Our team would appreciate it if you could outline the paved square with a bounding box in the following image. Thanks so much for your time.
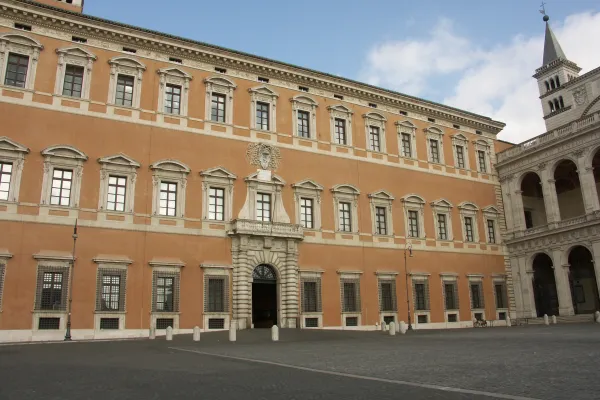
[1,324,599,400]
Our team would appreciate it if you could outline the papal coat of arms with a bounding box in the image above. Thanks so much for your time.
[573,86,587,106]
[246,142,281,171]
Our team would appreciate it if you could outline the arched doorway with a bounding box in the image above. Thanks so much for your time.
[252,264,278,328]
[520,172,547,228]
[532,253,559,317]
[554,159,585,220]
[568,246,600,314]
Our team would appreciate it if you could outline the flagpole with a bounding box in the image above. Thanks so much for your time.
[64,219,78,341]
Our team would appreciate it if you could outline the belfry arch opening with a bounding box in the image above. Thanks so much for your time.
[532,253,559,317]
[568,246,600,314]
[251,264,278,328]
[520,172,546,229]
[554,160,585,220]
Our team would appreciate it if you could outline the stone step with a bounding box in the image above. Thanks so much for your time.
[515,314,596,325]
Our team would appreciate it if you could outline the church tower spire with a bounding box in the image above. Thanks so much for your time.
[542,14,567,65]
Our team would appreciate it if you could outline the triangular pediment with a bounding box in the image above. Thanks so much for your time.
[431,198,453,209]
[248,86,279,97]
[109,56,146,70]
[369,190,394,201]
[0,137,29,153]
[56,46,97,60]
[42,145,87,161]
[204,76,237,88]
[395,120,415,129]
[451,133,468,142]
[245,171,285,185]
[482,205,499,215]
[0,33,43,49]
[200,166,237,179]
[327,104,353,114]
[159,67,192,79]
[291,95,318,106]
[292,179,323,191]
[98,154,140,168]
[363,112,386,121]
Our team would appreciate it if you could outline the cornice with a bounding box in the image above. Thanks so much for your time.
[539,66,600,100]
[533,58,582,79]
[3,0,505,134]
[543,105,571,120]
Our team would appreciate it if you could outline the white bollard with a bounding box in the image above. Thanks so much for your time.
[229,321,237,342]
[396,321,400,333]
[193,326,201,342]
[149,326,156,340]
[271,325,279,342]
[399,321,407,334]
[381,322,386,332]
[166,326,173,341]
[543,314,549,325]
[506,316,512,327]
[551,315,557,325]
[389,322,396,336]
[595,311,600,323]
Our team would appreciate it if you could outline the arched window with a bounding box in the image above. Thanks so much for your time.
[559,96,564,109]
[548,101,555,112]
[555,75,560,87]
[550,78,556,89]
[554,99,560,110]
[544,81,550,91]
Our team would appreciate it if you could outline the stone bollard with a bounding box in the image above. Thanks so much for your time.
[396,321,400,333]
[399,321,407,335]
[229,321,237,342]
[551,315,557,325]
[389,322,396,336]
[166,326,173,341]
[271,325,279,342]
[381,322,386,332]
[595,311,600,323]
[543,314,549,325]
[193,326,201,342]
[149,325,156,340]
[506,316,512,327]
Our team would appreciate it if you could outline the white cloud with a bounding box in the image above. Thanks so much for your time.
[361,12,600,143]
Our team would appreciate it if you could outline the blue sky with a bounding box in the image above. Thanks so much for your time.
[85,0,600,142]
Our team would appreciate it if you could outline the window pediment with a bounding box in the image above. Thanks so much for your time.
[292,179,324,191]
[41,145,87,161]
[291,95,318,107]
[473,139,490,149]
[368,190,394,201]
[431,198,453,210]
[200,166,237,180]
[245,171,285,185]
[331,184,360,196]
[204,76,237,89]
[395,120,416,130]
[401,194,425,205]
[363,112,386,122]
[248,85,279,98]
[98,154,140,168]
[0,33,43,49]
[150,159,190,174]
[482,205,499,216]
[0,137,29,154]
[458,202,479,211]
[108,56,146,71]
[158,67,192,80]
[451,133,468,143]
[56,46,97,61]
[328,104,353,116]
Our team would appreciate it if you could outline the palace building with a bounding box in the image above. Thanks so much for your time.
[0,0,513,342]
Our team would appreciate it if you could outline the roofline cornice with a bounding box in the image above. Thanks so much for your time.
[5,0,505,134]
[533,58,582,79]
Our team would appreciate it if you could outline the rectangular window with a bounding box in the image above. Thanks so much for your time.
[0,162,12,201]
[334,118,347,145]
[478,150,487,172]
[464,216,474,242]
[207,278,225,312]
[156,276,174,312]
[437,214,448,240]
[342,281,358,312]
[470,282,484,309]
[101,275,121,311]
[164,84,181,115]
[62,65,84,98]
[338,201,352,232]
[256,101,270,130]
[408,210,419,238]
[297,110,310,138]
[494,283,507,309]
[375,206,387,235]
[115,74,134,107]
[487,219,496,243]
[401,133,412,157]
[430,139,440,163]
[524,210,533,229]
[379,281,395,312]
[208,187,225,221]
[4,53,29,88]
[414,282,429,311]
[50,168,73,206]
[300,197,314,229]
[302,280,318,313]
[456,145,465,168]
[107,175,127,212]
[369,126,381,152]
[159,181,177,217]
[444,282,458,310]
[41,272,63,310]
[256,192,271,222]
[211,93,226,122]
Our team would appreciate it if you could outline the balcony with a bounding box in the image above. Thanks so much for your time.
[229,219,304,240]
[505,212,600,242]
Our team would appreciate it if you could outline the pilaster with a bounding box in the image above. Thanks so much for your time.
[551,247,574,316]
[512,187,526,231]
[516,256,536,318]
[590,241,600,301]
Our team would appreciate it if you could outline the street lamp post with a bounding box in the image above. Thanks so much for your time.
[64,219,78,341]
[404,242,413,330]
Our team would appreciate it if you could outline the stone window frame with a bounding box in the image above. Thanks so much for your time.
[204,76,237,125]
[157,67,192,117]
[482,205,500,244]
[376,271,398,317]
[458,202,480,243]
[292,179,324,230]
[32,253,73,331]
[238,171,289,223]
[200,166,237,222]
[430,198,454,241]
[440,273,460,323]
[401,194,426,239]
[331,184,360,233]
[0,33,43,91]
[40,145,88,209]
[201,264,232,330]
[451,133,470,170]
[150,159,190,220]
[54,46,97,100]
[368,190,394,236]
[327,104,354,146]
[411,272,431,325]
[467,274,485,321]
[0,251,11,312]
[300,269,324,328]
[149,259,184,330]
[395,120,417,159]
[291,95,318,139]
[473,139,492,174]
[338,270,362,327]
[425,126,445,164]
[492,274,509,319]
[97,154,140,214]
[107,56,146,108]
[0,137,29,204]
[93,257,132,331]
[363,112,387,153]
[249,85,279,132]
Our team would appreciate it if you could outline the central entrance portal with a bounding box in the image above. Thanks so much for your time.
[252,264,277,328]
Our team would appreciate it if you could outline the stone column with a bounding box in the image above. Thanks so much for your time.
[590,241,600,301]
[511,187,526,232]
[578,167,600,214]
[516,256,536,318]
[539,166,561,224]
[551,247,574,316]
[282,240,299,328]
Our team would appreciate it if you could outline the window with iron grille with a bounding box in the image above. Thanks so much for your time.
[164,84,181,115]
[0,162,12,201]
[156,318,174,329]
[100,318,120,330]
[383,315,395,325]
[256,102,270,130]
[470,282,484,309]
[447,313,458,322]
[159,181,177,216]
[408,210,419,237]
[208,318,225,329]
[152,272,180,313]
[375,206,387,235]
[413,280,429,311]
[345,316,358,326]
[494,283,507,309]
[256,192,271,222]
[115,74,134,106]
[455,145,465,168]
[206,277,228,313]
[297,110,310,138]
[62,65,84,98]
[437,214,448,240]
[379,280,397,312]
[429,139,440,163]
[211,93,226,122]
[498,312,507,321]
[305,317,319,327]
[401,133,412,157]
[334,118,347,145]
[38,317,60,330]
[464,217,474,242]
[487,220,496,243]
[4,53,29,88]
[443,282,459,310]
[0,263,5,310]
[35,269,69,311]
[478,150,487,172]
[107,175,127,212]
[338,201,352,232]
[96,268,126,312]
[208,187,225,221]
[341,280,360,312]
[50,169,73,206]
[417,314,428,324]
[302,279,322,313]
[300,197,313,229]
[369,126,381,152]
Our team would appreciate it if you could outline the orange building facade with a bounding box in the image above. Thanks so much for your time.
[0,0,514,341]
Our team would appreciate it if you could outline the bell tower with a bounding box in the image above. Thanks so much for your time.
[34,0,84,13]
